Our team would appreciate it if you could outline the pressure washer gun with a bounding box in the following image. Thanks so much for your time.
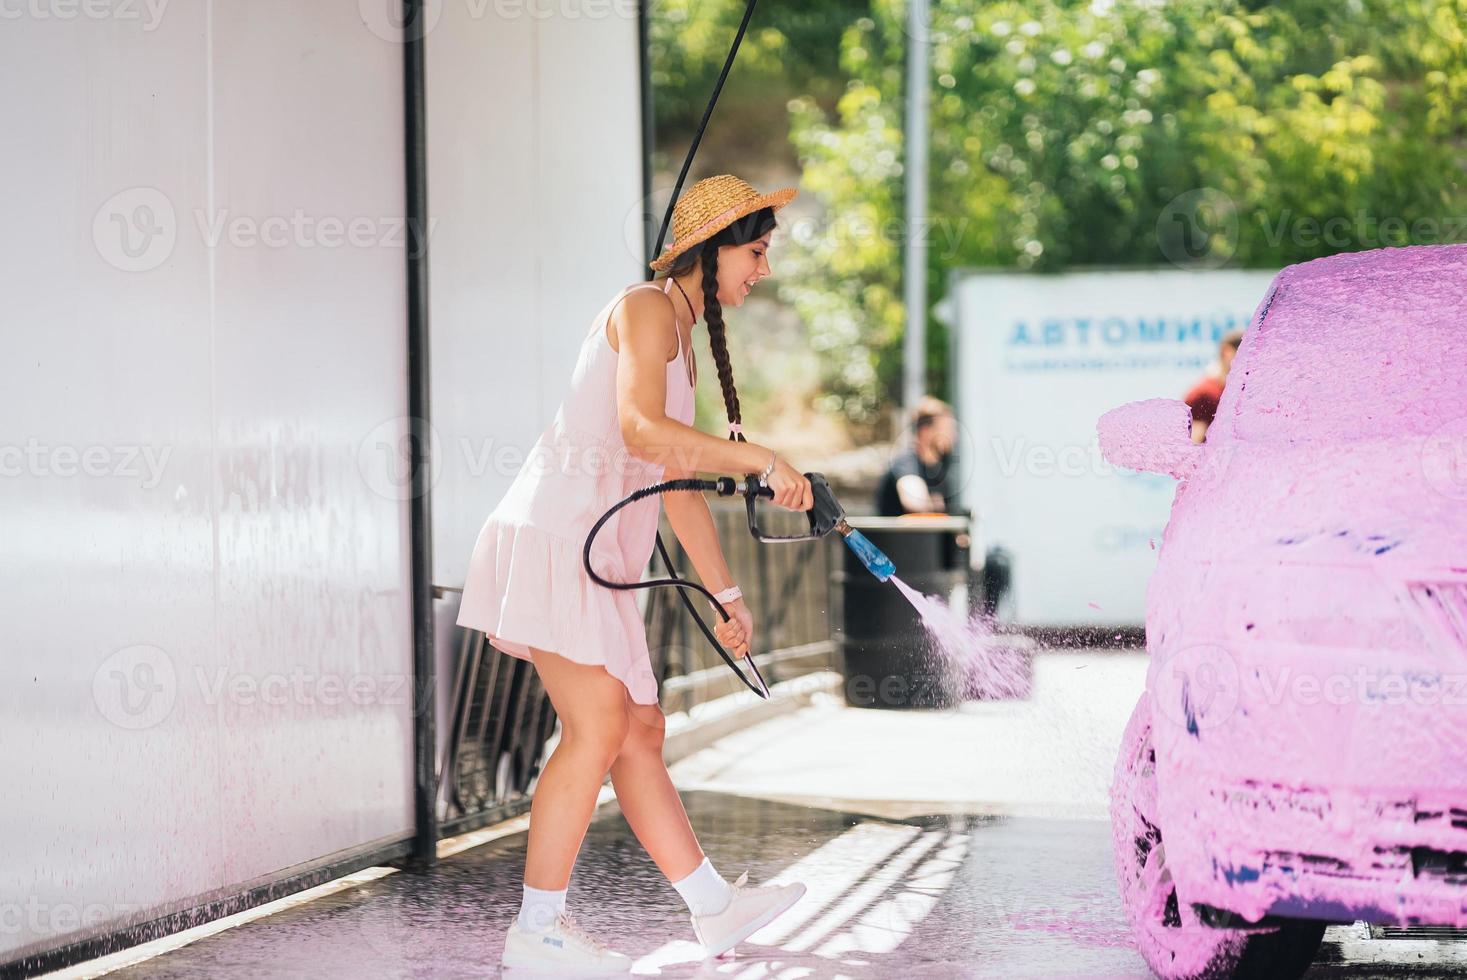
[712,472,896,582]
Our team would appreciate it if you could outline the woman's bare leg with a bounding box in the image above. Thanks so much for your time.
[522,646,632,890]
[608,694,705,881]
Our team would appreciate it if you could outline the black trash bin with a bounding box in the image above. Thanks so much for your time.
[830,515,970,709]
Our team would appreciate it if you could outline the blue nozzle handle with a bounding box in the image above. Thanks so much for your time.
[842,529,896,582]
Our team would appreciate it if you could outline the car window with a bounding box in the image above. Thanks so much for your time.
[1227,270,1465,441]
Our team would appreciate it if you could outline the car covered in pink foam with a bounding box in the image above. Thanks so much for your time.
[1097,243,1467,979]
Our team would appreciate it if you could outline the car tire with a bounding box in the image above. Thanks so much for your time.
[1111,695,1326,979]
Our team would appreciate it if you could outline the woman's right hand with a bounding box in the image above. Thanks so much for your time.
[763,454,812,511]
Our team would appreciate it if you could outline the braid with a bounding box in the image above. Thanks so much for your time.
[700,246,745,442]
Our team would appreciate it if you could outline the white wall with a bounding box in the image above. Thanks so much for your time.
[427,2,647,590]
[1,2,414,960]
[949,268,1277,627]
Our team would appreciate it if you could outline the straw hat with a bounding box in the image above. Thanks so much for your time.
[648,174,798,272]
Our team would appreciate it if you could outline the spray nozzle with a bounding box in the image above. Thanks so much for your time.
[839,528,896,582]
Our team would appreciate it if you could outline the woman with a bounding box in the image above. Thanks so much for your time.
[455,174,814,974]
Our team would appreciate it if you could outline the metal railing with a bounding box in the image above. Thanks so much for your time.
[440,629,557,834]
[645,501,834,712]
[440,499,834,832]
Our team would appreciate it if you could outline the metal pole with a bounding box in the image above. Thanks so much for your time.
[403,0,438,868]
[638,0,655,271]
[902,0,930,417]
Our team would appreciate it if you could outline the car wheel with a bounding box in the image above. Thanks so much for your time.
[1110,695,1326,979]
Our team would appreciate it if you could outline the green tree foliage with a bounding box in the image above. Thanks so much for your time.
[648,0,867,167]
[777,0,1467,426]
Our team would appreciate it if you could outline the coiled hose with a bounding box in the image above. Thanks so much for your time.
[582,476,769,698]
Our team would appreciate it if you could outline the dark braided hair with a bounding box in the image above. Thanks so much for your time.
[662,206,778,443]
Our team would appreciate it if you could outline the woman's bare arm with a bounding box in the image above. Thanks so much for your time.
[660,460,737,594]
[663,459,754,657]
[613,288,773,476]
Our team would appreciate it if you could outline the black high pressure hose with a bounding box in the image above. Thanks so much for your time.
[593,0,770,698]
[583,476,771,698]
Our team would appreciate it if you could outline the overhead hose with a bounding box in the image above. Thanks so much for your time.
[650,0,762,262]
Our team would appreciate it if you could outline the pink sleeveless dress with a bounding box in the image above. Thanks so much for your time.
[455,282,697,705]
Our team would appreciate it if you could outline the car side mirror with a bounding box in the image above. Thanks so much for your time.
[1097,398,1203,479]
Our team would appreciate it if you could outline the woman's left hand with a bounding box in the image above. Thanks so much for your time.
[713,596,754,658]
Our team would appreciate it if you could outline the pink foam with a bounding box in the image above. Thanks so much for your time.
[1004,907,1137,949]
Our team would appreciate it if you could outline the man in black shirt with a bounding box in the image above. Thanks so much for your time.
[874,397,960,516]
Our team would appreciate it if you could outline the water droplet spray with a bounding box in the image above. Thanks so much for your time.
[835,519,1030,701]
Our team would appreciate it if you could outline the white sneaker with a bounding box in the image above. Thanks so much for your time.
[500,910,633,976]
[690,870,806,958]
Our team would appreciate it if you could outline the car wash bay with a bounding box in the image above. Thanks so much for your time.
[70,651,1464,979]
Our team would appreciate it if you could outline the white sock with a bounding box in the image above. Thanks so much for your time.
[518,883,567,933]
[672,856,733,916]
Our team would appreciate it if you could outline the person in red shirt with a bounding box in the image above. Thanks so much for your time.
[1184,328,1244,443]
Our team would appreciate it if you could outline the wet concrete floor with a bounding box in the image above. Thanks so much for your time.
[100,789,1465,979]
